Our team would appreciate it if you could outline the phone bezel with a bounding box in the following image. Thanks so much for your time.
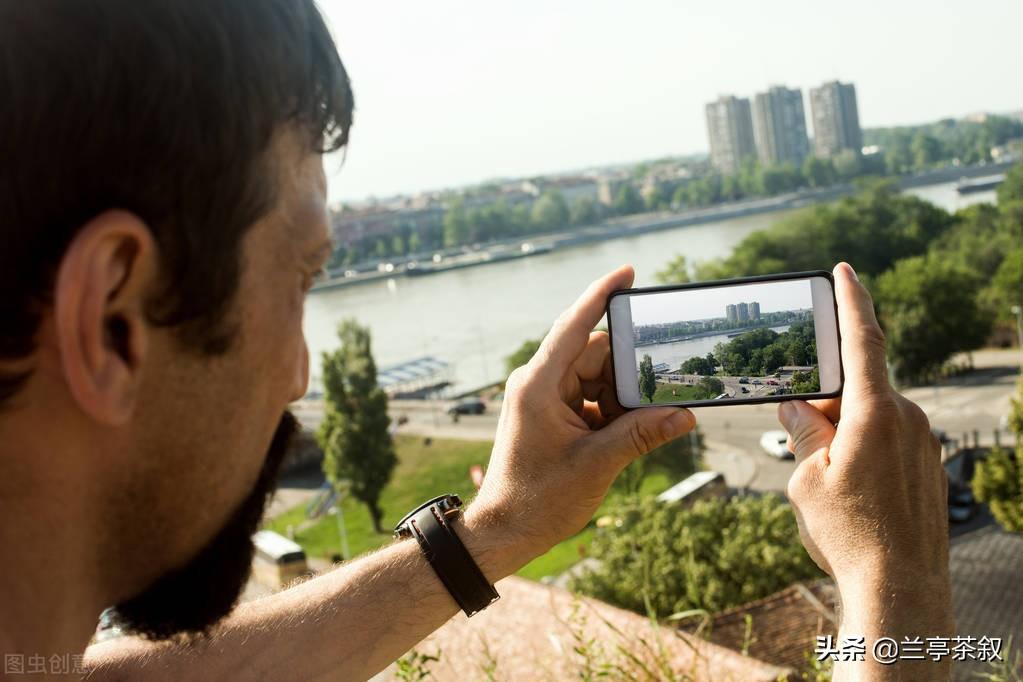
[605,269,844,409]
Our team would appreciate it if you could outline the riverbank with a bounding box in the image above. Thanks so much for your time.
[313,160,1014,293]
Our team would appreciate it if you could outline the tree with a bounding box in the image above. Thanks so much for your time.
[875,255,993,384]
[530,190,569,231]
[638,354,656,403]
[407,231,421,254]
[613,183,644,216]
[655,254,691,284]
[442,199,470,248]
[911,132,943,170]
[802,156,836,188]
[698,376,725,396]
[832,149,862,181]
[573,495,821,616]
[791,367,821,394]
[318,320,397,534]
[972,382,1023,532]
[569,197,600,226]
[679,354,714,375]
[986,247,1023,322]
[998,162,1023,205]
[505,336,543,376]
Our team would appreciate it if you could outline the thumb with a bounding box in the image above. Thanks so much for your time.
[778,400,835,464]
[588,407,696,469]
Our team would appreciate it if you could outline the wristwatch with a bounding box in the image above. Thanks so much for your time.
[394,494,500,617]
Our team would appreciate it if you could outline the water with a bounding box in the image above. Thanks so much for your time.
[638,325,790,370]
[303,181,997,394]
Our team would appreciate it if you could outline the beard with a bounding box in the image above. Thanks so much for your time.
[108,410,299,642]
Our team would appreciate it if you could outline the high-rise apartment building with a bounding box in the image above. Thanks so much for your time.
[752,86,810,167]
[726,304,738,324]
[705,95,756,175]
[736,302,750,323]
[750,301,761,320]
[809,81,862,158]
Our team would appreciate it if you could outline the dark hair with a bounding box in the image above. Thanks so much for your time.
[0,0,353,406]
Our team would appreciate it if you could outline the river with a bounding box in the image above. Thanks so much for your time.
[303,180,998,395]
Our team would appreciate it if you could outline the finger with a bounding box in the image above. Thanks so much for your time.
[584,406,696,469]
[581,401,609,430]
[833,262,890,398]
[530,265,634,383]
[806,396,841,424]
[571,332,611,383]
[778,400,835,465]
[581,379,626,422]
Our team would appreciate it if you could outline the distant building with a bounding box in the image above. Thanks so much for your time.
[752,86,810,168]
[332,203,444,249]
[809,81,862,158]
[705,95,756,175]
[726,304,738,324]
[750,301,761,320]
[521,177,600,207]
[736,302,750,323]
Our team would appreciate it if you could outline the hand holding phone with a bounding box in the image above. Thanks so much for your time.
[606,271,843,408]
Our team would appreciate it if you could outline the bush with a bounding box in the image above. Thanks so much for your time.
[573,495,821,617]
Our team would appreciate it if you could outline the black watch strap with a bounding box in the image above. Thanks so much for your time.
[395,495,499,617]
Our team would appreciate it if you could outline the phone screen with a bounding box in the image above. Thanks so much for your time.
[607,272,842,408]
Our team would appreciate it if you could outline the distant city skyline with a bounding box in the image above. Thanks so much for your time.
[317,0,1021,202]
[629,279,813,326]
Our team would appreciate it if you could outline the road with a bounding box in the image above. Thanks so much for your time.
[291,349,1021,494]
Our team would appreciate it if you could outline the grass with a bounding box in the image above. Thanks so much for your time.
[266,435,681,580]
[649,383,713,403]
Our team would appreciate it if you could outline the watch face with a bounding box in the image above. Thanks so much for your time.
[394,494,462,534]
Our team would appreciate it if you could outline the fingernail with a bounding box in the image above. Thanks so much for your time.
[662,410,694,439]
[778,400,797,427]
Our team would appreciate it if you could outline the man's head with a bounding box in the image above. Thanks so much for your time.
[0,1,352,640]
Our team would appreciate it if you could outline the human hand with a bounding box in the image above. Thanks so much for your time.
[462,265,696,577]
[778,262,953,677]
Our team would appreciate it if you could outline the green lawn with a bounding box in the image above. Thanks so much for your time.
[650,383,714,403]
[266,435,680,581]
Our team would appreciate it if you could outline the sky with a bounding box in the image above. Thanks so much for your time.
[317,0,1022,203]
[629,279,812,325]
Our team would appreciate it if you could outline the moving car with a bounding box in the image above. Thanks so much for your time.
[447,397,486,416]
[759,430,795,459]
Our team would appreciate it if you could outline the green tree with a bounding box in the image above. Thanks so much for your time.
[973,381,1023,532]
[986,247,1023,322]
[407,231,421,254]
[569,197,600,226]
[760,163,802,195]
[998,162,1023,204]
[505,336,543,376]
[638,354,656,403]
[875,255,993,384]
[613,183,644,215]
[911,132,943,170]
[802,156,836,188]
[679,354,715,375]
[832,149,863,181]
[318,320,397,534]
[791,367,821,394]
[391,234,405,256]
[443,199,470,248]
[698,376,725,396]
[531,190,569,231]
[655,254,691,284]
[573,495,821,616]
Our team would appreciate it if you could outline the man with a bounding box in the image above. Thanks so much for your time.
[0,1,953,680]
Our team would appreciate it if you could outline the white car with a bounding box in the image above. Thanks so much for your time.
[760,430,794,459]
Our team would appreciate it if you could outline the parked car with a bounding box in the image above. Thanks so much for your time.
[948,482,975,523]
[759,430,795,459]
[447,397,486,416]
[739,377,749,384]
[752,378,762,385]
[766,379,779,386]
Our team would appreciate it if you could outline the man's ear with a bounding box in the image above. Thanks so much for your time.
[54,210,159,426]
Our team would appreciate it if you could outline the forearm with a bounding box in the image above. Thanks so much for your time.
[833,574,955,681]
[84,512,524,682]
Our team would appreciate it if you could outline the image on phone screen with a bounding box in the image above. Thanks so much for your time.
[607,272,842,408]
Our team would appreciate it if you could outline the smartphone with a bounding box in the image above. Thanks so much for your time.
[606,270,842,408]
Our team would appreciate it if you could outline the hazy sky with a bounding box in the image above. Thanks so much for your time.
[629,279,812,325]
[317,0,1021,203]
